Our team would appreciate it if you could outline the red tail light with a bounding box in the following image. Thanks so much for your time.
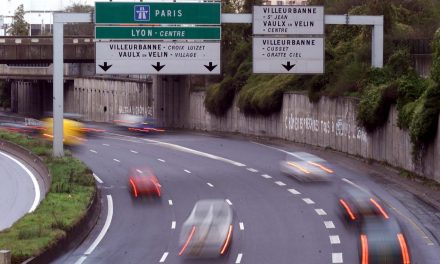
[361,234,369,264]
[179,226,196,256]
[129,178,138,198]
[397,233,410,264]
[339,199,356,220]
[220,225,233,255]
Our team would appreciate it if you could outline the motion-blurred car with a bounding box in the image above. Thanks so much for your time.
[41,118,86,146]
[359,217,410,264]
[114,114,164,133]
[338,184,389,223]
[280,153,334,182]
[0,122,44,135]
[178,199,233,258]
[128,168,161,198]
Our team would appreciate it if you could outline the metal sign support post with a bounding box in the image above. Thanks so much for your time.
[52,13,91,157]
[221,14,384,68]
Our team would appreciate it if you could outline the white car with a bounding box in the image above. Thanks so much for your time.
[178,199,233,258]
[280,153,334,182]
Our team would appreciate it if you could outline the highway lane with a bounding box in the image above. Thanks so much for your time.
[0,150,41,230]
[54,130,440,264]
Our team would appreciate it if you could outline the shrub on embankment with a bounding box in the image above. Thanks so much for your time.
[0,131,95,263]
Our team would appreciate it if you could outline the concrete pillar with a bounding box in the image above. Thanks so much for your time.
[0,250,11,264]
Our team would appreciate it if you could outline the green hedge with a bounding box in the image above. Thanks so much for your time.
[0,132,95,263]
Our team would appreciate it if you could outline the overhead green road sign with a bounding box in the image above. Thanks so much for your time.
[95,26,221,40]
[95,2,221,25]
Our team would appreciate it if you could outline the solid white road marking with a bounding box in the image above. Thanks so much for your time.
[275,181,286,186]
[93,173,104,184]
[235,253,243,263]
[246,168,258,173]
[226,199,233,206]
[158,158,165,163]
[288,188,301,195]
[302,198,315,204]
[239,222,244,230]
[207,182,214,188]
[113,158,120,163]
[130,150,138,154]
[329,235,341,244]
[89,149,97,154]
[73,256,87,264]
[0,151,41,213]
[168,200,173,206]
[261,174,272,179]
[315,209,327,215]
[184,169,191,174]
[324,221,335,229]
[159,252,169,263]
[332,253,343,263]
[84,195,113,255]
[102,143,110,146]
[341,178,369,193]
[171,221,176,229]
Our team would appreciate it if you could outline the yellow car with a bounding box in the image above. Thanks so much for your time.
[41,118,85,146]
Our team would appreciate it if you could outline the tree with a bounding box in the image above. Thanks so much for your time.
[64,2,94,36]
[7,4,29,36]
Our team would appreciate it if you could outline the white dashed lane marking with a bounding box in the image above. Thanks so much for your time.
[159,252,169,263]
[235,253,243,263]
[315,209,327,215]
[184,169,191,174]
[275,181,286,186]
[225,199,233,206]
[89,149,97,154]
[113,158,120,163]
[332,253,343,263]
[158,158,165,163]
[136,169,143,174]
[168,200,173,206]
[171,221,176,229]
[239,222,244,230]
[207,182,214,188]
[324,221,335,229]
[329,235,340,244]
[130,150,138,154]
[302,198,315,204]
[261,174,272,179]
[102,143,110,146]
[93,173,103,184]
[246,168,258,173]
[288,188,301,195]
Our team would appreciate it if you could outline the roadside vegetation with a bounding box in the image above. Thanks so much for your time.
[0,131,95,263]
[205,0,440,160]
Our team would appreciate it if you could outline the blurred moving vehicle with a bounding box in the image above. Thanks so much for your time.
[360,217,410,264]
[178,199,233,258]
[114,114,164,133]
[280,153,334,182]
[128,168,161,198]
[0,122,44,135]
[41,118,86,146]
[338,183,389,223]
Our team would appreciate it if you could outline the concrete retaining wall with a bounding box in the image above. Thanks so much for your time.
[69,78,153,122]
[188,91,440,182]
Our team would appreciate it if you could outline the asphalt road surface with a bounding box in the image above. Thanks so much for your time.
[54,129,440,264]
[0,150,40,230]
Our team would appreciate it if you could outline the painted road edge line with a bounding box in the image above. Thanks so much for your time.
[73,256,87,264]
[0,151,41,213]
[93,173,104,184]
[84,195,114,255]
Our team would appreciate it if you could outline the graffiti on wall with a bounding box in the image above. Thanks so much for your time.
[118,106,153,117]
[284,113,368,143]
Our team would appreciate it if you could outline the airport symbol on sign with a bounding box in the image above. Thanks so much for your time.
[134,5,150,21]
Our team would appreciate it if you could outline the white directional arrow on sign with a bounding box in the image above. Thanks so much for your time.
[95,41,220,75]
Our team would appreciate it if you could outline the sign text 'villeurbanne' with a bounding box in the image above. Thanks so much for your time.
[253,6,324,35]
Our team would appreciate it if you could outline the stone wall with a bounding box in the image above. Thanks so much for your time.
[188,91,440,182]
[69,78,153,122]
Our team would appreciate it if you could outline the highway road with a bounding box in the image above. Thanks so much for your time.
[0,150,40,231]
[54,129,440,264]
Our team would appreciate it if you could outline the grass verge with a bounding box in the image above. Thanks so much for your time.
[0,131,95,263]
